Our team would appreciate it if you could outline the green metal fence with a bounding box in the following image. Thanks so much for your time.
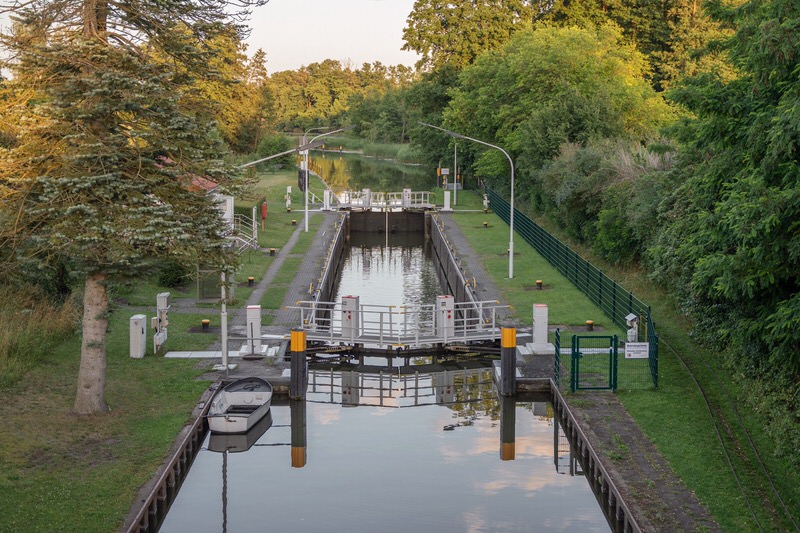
[486,188,658,389]
[571,335,618,392]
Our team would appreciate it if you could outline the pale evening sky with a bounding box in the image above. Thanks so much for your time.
[0,1,421,77]
[245,0,421,73]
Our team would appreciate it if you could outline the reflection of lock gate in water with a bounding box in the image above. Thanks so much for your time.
[307,365,496,408]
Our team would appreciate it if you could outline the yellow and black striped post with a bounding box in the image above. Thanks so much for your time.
[290,328,307,400]
[500,396,516,461]
[500,325,517,396]
[290,399,307,468]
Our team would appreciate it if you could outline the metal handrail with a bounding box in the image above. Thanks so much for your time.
[335,190,432,210]
[289,299,507,347]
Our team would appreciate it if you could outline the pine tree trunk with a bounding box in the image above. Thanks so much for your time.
[83,0,108,38]
[74,272,109,415]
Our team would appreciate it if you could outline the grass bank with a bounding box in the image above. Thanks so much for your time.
[451,189,798,532]
[0,168,314,532]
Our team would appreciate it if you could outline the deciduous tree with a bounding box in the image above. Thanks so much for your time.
[651,0,800,375]
[402,0,533,71]
[444,25,675,182]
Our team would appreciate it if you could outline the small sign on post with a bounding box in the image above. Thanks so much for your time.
[625,342,650,359]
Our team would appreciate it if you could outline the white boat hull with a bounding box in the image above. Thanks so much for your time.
[207,377,273,434]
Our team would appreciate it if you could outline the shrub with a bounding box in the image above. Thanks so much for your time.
[157,260,192,288]
[0,284,79,387]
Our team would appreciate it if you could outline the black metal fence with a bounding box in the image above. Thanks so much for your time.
[486,188,658,389]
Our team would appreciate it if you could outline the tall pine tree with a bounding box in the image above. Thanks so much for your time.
[0,0,266,414]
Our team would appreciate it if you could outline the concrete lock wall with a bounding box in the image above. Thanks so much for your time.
[427,214,480,324]
[315,216,348,304]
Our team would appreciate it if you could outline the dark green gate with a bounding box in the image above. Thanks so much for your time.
[570,335,618,392]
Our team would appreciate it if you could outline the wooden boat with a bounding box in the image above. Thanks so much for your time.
[207,377,273,434]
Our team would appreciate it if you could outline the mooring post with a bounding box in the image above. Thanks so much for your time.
[290,399,307,468]
[290,328,307,400]
[500,395,516,460]
[500,325,516,396]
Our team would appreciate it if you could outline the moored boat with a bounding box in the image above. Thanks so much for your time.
[207,377,272,434]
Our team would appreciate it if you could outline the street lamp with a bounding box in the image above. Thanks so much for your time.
[302,126,347,232]
[419,122,516,279]
[238,141,324,168]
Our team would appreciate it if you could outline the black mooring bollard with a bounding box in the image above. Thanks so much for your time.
[500,325,516,396]
[290,329,307,400]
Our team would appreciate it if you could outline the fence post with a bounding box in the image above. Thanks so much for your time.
[612,285,617,326]
[570,335,577,393]
[598,270,603,309]
[612,335,619,391]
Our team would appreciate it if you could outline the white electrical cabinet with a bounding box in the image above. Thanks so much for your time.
[130,314,146,359]
[341,295,360,341]
[246,305,262,355]
[437,295,455,339]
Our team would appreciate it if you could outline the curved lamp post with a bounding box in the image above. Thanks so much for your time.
[419,122,515,279]
[302,127,347,232]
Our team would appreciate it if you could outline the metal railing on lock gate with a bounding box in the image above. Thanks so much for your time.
[289,299,507,348]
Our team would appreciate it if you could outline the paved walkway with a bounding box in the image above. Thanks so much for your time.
[267,211,342,329]
[202,210,341,353]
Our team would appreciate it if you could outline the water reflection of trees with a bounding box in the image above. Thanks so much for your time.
[308,153,429,192]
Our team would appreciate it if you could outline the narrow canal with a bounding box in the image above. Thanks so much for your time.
[159,228,610,532]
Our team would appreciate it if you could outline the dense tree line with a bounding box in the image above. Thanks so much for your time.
[382,0,799,466]
[1,0,796,464]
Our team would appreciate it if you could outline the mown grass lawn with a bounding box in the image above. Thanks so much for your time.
[0,168,316,532]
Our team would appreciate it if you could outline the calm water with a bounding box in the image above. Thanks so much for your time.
[308,152,432,193]
[160,395,608,533]
[333,231,439,308]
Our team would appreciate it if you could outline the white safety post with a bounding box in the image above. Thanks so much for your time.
[532,304,556,354]
[153,292,170,354]
[130,314,146,358]
[442,190,452,211]
[437,295,455,342]
[246,305,262,355]
[341,295,360,342]
[402,188,411,209]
